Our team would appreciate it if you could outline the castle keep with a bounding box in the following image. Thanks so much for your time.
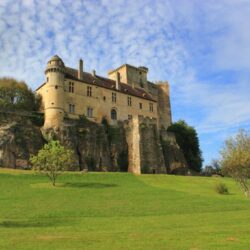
[36,55,171,130]
[35,55,187,174]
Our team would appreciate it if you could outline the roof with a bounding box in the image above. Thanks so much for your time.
[65,67,156,102]
[35,66,156,102]
[108,63,148,74]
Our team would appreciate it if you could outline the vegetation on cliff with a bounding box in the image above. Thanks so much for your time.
[168,120,203,172]
[0,77,40,111]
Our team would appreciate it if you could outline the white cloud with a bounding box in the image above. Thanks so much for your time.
[0,0,250,164]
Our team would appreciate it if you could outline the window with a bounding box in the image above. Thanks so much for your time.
[112,92,116,103]
[149,103,153,112]
[87,107,93,118]
[47,77,49,82]
[127,96,132,106]
[87,86,92,97]
[128,115,132,120]
[69,104,75,113]
[111,109,117,120]
[69,82,74,93]
[139,103,142,109]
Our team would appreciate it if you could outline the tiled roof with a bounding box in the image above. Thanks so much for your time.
[65,67,156,102]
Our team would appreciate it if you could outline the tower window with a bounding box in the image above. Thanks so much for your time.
[87,107,93,118]
[69,82,74,93]
[111,108,117,120]
[69,104,75,113]
[47,77,49,82]
[128,115,132,120]
[149,103,153,112]
[139,103,142,109]
[112,92,116,103]
[87,86,92,97]
[127,96,132,106]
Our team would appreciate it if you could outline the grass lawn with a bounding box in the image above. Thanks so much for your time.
[0,168,250,249]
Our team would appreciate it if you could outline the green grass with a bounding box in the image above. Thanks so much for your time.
[0,169,250,249]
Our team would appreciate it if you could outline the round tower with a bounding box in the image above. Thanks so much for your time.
[44,55,65,129]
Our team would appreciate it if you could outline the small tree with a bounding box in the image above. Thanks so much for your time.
[30,140,74,186]
[220,130,250,197]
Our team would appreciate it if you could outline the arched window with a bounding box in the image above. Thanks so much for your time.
[111,109,117,120]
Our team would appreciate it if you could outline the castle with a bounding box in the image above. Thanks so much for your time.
[35,55,186,174]
[36,55,172,130]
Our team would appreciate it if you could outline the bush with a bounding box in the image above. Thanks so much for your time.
[215,183,229,195]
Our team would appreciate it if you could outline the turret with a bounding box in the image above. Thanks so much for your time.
[43,55,65,129]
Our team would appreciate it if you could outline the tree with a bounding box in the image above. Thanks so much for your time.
[167,120,203,172]
[0,77,40,111]
[203,159,222,176]
[220,129,250,197]
[30,140,74,186]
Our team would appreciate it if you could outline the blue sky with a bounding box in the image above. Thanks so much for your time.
[0,0,250,166]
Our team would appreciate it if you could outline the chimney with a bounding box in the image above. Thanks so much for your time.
[115,72,120,90]
[92,69,96,77]
[78,59,83,80]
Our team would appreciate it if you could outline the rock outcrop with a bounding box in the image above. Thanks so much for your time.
[0,113,44,169]
[0,112,188,174]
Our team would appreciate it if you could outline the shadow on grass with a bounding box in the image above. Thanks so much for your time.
[62,182,118,189]
[0,219,64,228]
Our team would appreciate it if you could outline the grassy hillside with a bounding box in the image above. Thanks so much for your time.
[0,169,250,249]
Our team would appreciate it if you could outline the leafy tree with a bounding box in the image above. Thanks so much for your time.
[203,159,222,176]
[30,140,74,186]
[167,120,203,172]
[220,129,250,197]
[0,77,40,111]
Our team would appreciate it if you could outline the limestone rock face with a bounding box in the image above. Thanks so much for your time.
[0,113,188,174]
[0,113,44,169]
[161,130,188,174]
[41,118,128,172]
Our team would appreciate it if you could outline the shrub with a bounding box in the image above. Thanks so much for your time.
[215,183,229,195]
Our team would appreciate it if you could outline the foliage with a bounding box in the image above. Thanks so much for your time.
[220,129,250,197]
[203,159,222,176]
[214,183,229,195]
[30,112,44,126]
[167,120,203,172]
[30,140,74,186]
[0,77,40,111]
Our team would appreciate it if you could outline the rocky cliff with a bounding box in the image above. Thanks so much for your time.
[0,112,188,174]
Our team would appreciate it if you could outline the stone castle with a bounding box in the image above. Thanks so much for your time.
[36,55,171,130]
[34,55,187,174]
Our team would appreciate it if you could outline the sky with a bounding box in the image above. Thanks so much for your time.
[0,0,250,166]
